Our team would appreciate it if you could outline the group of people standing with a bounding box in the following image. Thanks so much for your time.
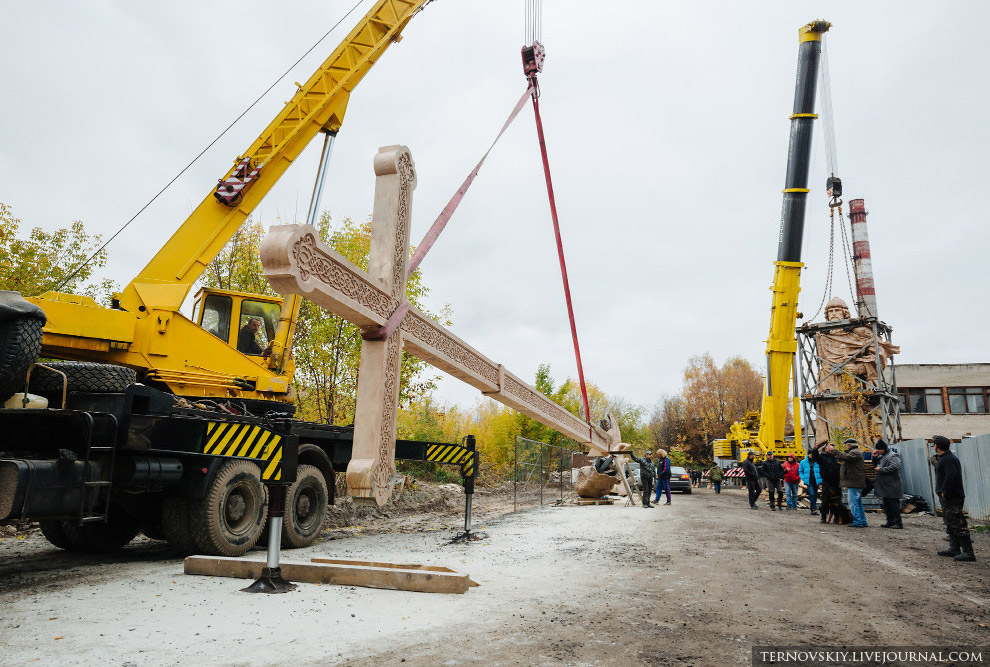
[736,434,975,562]
[629,450,672,508]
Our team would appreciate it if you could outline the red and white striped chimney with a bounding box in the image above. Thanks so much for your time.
[848,198,878,318]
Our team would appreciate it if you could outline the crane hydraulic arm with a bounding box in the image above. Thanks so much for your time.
[755,20,831,458]
[27,0,430,400]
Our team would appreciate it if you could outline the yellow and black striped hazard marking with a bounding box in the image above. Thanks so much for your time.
[426,444,476,478]
[202,422,284,481]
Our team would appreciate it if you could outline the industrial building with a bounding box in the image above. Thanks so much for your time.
[894,363,990,440]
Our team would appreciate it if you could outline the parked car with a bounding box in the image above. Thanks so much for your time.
[669,466,692,494]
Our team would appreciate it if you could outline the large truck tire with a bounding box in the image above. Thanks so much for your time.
[189,460,267,557]
[38,512,141,553]
[38,520,75,550]
[0,316,44,403]
[29,361,136,397]
[161,499,198,554]
[280,464,328,548]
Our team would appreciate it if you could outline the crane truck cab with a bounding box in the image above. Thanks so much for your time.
[192,287,283,359]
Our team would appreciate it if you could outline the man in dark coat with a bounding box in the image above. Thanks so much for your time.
[762,452,785,511]
[237,317,264,355]
[933,435,975,561]
[872,440,903,529]
[833,438,868,527]
[630,451,657,508]
[742,452,761,510]
[811,442,845,524]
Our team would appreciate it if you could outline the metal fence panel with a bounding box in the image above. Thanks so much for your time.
[514,436,577,511]
[896,438,936,511]
[958,435,990,522]
[896,435,990,521]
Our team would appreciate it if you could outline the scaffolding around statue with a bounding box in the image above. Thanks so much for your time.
[795,315,903,448]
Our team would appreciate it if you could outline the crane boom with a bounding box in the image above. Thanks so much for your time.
[713,21,831,464]
[757,19,830,456]
[124,0,427,313]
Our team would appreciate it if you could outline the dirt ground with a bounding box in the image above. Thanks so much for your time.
[1,484,988,666]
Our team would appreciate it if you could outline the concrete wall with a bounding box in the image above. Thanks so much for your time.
[900,413,990,441]
[895,363,990,386]
[896,435,990,522]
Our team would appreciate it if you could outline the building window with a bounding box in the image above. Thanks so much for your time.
[898,388,944,414]
[947,387,989,414]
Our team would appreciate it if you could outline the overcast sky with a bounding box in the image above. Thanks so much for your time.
[2,1,988,414]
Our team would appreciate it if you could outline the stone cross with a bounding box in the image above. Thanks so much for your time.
[262,145,610,506]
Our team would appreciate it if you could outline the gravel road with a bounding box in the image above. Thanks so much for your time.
[1,485,987,666]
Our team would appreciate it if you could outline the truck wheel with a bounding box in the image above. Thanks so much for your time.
[0,315,44,402]
[189,460,267,557]
[281,465,328,548]
[39,520,75,550]
[29,361,136,397]
[161,499,198,554]
[38,513,141,553]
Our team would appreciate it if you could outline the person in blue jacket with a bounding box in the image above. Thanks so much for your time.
[653,449,672,505]
[798,455,822,515]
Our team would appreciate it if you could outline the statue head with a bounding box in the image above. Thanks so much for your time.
[824,297,851,322]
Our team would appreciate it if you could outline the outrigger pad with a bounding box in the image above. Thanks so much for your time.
[241,567,297,594]
[0,291,46,324]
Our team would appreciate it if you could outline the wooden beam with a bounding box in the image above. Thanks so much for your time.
[310,557,479,586]
[184,556,473,594]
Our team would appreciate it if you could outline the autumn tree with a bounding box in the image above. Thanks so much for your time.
[0,202,114,300]
[650,354,762,464]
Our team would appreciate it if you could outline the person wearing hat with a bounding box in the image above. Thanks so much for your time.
[872,439,903,529]
[932,435,975,561]
[832,438,868,527]
[629,450,658,508]
[742,451,761,509]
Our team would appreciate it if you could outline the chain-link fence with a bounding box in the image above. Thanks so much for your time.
[513,436,579,511]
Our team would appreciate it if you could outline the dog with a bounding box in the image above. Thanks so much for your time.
[821,487,853,525]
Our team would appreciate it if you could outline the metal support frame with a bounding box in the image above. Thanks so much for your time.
[795,316,903,446]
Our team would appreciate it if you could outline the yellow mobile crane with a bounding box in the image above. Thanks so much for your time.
[713,20,832,464]
[0,0,479,558]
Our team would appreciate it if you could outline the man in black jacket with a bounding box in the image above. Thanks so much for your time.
[762,451,785,511]
[811,442,844,524]
[742,452,761,510]
[630,451,657,508]
[933,435,975,561]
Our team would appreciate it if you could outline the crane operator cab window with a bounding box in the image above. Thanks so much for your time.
[201,294,232,342]
[237,299,280,356]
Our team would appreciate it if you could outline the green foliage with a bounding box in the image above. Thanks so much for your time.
[0,202,115,301]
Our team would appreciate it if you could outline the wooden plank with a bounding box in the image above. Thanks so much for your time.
[184,556,471,594]
[310,558,479,587]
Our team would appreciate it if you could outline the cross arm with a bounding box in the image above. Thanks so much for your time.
[260,224,610,454]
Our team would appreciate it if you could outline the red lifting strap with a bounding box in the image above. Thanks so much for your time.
[529,89,592,432]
